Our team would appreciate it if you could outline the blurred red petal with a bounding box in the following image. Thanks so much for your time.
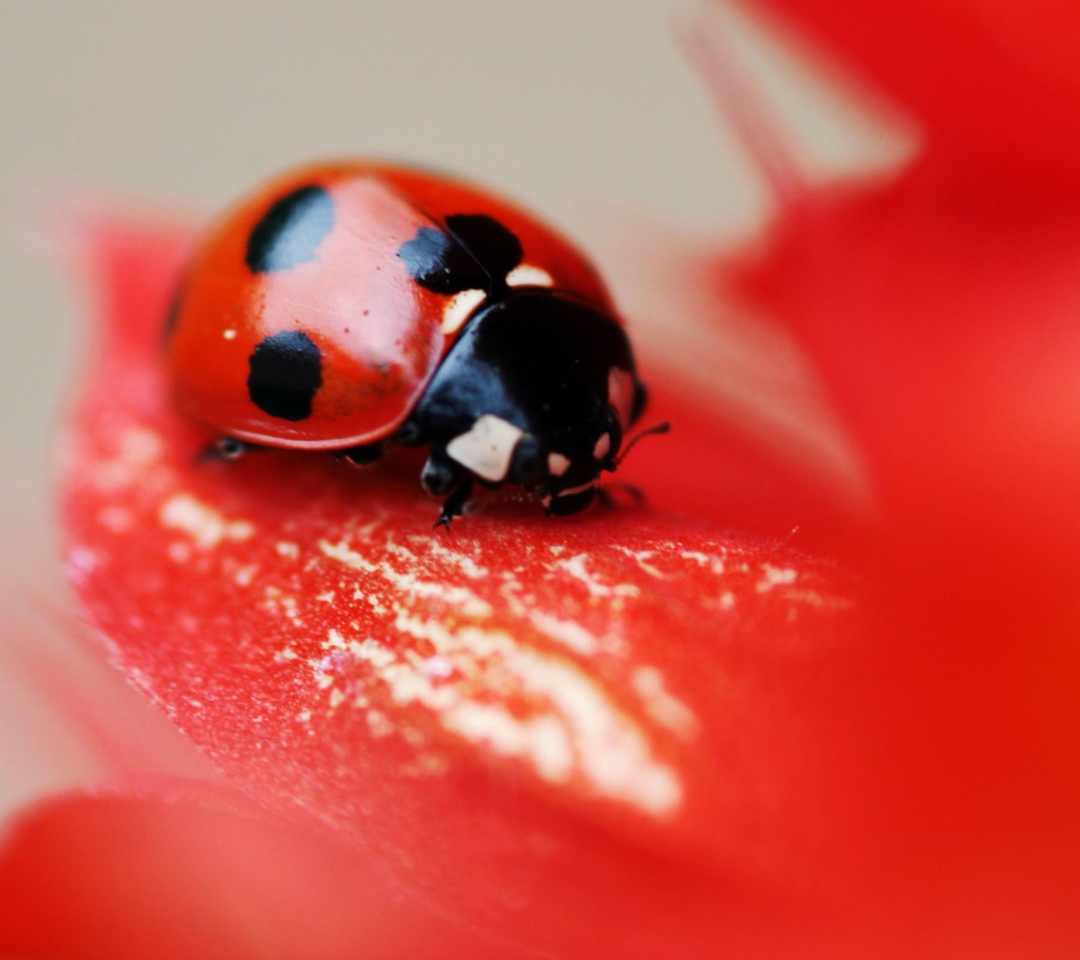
[55,202,862,956]
[716,4,1080,950]
[752,0,1080,183]
[606,233,871,547]
[0,786,506,960]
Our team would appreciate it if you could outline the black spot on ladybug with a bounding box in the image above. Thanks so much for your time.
[446,214,522,282]
[246,185,335,273]
[397,214,523,295]
[247,330,323,421]
[398,227,487,294]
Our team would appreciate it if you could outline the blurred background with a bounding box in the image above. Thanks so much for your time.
[0,0,902,519]
[0,0,899,815]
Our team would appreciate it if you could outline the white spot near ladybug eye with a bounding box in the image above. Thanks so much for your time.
[447,415,525,482]
[593,433,611,460]
[506,264,554,288]
[223,329,237,340]
[607,367,634,428]
[442,288,486,335]
[547,452,571,476]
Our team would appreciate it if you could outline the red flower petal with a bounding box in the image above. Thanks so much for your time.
[0,786,507,960]
[716,5,1080,950]
[754,0,1080,183]
[53,203,861,956]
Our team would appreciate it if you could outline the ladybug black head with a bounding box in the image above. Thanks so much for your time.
[402,290,643,515]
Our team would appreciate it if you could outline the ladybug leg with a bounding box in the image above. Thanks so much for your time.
[337,442,384,466]
[595,482,645,509]
[196,437,254,464]
[420,449,465,497]
[421,449,474,527]
[435,477,474,529]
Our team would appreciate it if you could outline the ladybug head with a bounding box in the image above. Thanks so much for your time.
[407,290,645,515]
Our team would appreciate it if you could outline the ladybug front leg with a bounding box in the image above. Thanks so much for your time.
[421,448,472,528]
[196,437,256,463]
[435,477,474,529]
[337,442,384,466]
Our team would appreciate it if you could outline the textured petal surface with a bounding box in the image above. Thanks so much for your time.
[727,163,1080,957]
[50,206,862,957]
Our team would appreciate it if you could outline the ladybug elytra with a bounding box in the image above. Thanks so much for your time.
[166,161,651,524]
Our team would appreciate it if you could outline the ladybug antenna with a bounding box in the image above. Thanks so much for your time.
[615,421,671,467]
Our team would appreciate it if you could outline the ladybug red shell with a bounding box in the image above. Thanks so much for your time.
[167,161,651,523]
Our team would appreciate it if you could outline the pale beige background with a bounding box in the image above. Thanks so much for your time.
[0,1,896,812]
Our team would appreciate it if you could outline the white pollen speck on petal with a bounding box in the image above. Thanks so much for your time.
[64,546,99,584]
[90,424,165,492]
[420,655,455,679]
[223,329,237,340]
[234,564,258,587]
[593,433,611,460]
[506,264,554,288]
[556,554,640,599]
[527,610,600,655]
[99,506,133,532]
[757,564,798,592]
[446,415,524,482]
[387,614,680,816]
[159,493,254,549]
[632,666,699,740]
[442,288,486,335]
[547,452,570,476]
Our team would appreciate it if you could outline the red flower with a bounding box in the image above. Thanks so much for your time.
[2,1,1078,957]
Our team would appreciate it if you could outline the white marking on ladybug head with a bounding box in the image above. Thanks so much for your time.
[506,264,554,288]
[547,452,571,477]
[446,415,525,482]
[593,433,611,461]
[442,288,486,335]
[608,367,634,428]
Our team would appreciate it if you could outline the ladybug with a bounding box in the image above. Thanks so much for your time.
[166,161,656,524]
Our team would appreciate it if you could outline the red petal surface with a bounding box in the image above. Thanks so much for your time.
[752,0,1080,184]
[728,164,1080,957]
[51,207,862,957]
[719,4,1080,951]
[0,786,506,960]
